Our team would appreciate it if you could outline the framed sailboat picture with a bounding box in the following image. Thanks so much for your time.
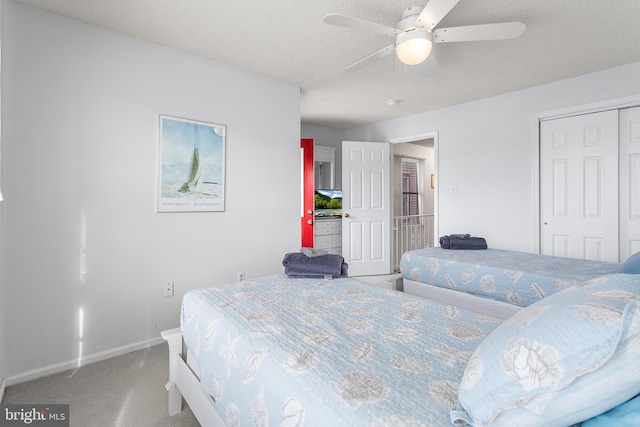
[158,115,226,212]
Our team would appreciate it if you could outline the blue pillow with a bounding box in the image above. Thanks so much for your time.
[582,394,640,427]
[451,273,640,427]
[619,252,640,274]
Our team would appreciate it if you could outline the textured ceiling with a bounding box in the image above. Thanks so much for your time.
[11,0,640,130]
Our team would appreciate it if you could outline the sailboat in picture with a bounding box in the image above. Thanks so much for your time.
[179,146,201,193]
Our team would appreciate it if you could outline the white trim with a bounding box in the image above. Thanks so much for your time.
[388,131,440,243]
[6,336,164,386]
[0,377,7,403]
[300,146,304,218]
[388,133,436,144]
[531,94,640,254]
[531,116,541,253]
[535,94,640,123]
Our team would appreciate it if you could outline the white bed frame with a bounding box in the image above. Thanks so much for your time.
[161,282,520,426]
[161,328,226,427]
[402,278,522,320]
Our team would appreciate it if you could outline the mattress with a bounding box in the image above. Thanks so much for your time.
[399,247,620,307]
[180,274,503,426]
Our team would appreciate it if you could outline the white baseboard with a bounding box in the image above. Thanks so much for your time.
[6,336,164,387]
[0,377,7,403]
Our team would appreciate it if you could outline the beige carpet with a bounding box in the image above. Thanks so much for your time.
[3,344,200,426]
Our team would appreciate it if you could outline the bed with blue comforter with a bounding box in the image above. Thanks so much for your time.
[175,273,640,426]
[399,247,620,308]
[180,274,503,426]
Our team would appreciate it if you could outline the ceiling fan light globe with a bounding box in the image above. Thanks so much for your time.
[396,31,432,65]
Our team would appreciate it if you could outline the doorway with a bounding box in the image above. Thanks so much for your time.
[302,132,439,275]
[389,133,438,270]
[393,139,435,220]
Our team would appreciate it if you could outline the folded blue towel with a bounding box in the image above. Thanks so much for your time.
[450,236,487,250]
[440,234,487,250]
[283,252,347,277]
[287,260,348,279]
[284,266,348,279]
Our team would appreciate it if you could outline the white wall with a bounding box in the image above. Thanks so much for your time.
[344,62,640,252]
[2,3,300,380]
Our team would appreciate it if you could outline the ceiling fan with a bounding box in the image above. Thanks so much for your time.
[324,0,526,75]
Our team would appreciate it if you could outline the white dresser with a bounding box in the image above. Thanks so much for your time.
[314,218,342,255]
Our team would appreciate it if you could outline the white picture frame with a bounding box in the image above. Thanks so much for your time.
[158,115,226,212]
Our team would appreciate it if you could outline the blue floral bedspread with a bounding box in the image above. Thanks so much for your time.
[399,247,620,307]
[181,274,503,426]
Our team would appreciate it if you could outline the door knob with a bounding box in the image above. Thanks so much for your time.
[307,219,313,225]
[344,213,350,218]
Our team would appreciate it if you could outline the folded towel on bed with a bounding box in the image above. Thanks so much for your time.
[286,262,349,279]
[439,234,470,248]
[283,252,348,278]
[450,236,487,250]
[440,234,488,250]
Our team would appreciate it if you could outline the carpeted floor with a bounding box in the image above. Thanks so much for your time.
[3,344,200,426]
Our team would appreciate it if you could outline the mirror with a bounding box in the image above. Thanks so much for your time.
[315,145,336,189]
[315,161,333,189]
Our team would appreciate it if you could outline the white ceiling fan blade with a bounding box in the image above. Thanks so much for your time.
[419,53,441,76]
[323,14,400,37]
[341,44,395,74]
[433,22,526,43]
[416,0,460,31]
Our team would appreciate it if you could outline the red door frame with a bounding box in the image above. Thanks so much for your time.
[301,139,315,248]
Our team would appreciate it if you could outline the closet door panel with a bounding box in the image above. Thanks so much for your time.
[540,110,619,262]
[620,106,640,259]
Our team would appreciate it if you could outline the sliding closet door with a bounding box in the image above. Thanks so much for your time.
[619,106,640,260]
[540,110,619,262]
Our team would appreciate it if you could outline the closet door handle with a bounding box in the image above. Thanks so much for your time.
[344,213,350,218]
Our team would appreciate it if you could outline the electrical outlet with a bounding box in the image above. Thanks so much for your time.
[237,272,245,281]
[163,281,174,297]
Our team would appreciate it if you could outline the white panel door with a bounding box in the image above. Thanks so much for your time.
[342,141,391,276]
[540,110,619,262]
[619,106,640,259]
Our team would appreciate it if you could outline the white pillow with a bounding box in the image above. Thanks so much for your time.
[451,273,640,427]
